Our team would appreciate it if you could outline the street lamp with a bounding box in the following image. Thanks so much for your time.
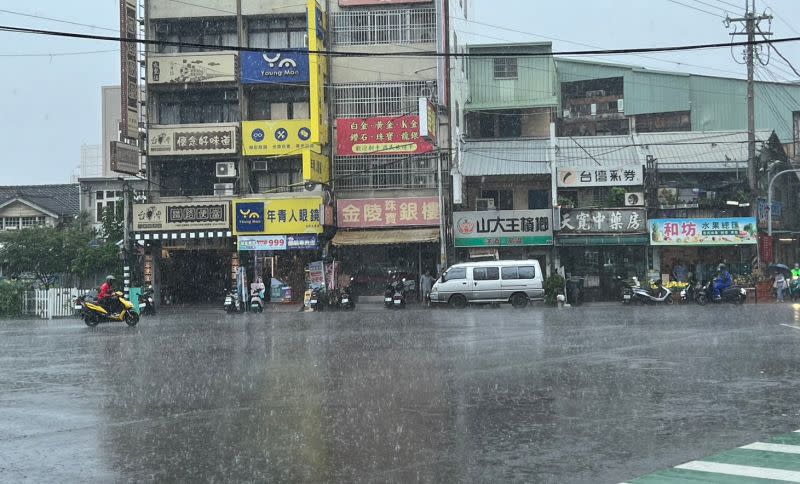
[767,169,800,236]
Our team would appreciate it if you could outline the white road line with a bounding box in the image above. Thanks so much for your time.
[741,442,800,454]
[781,324,800,330]
[676,461,800,481]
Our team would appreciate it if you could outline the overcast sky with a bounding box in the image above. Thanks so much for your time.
[1,0,799,184]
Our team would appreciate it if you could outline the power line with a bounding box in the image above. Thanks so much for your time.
[665,0,726,18]
[0,8,117,32]
[0,49,117,57]
[2,24,800,59]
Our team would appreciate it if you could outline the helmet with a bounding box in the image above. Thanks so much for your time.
[106,275,116,282]
[795,263,799,268]
[718,264,726,271]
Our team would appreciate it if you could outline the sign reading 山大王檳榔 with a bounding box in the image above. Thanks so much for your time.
[453,210,553,247]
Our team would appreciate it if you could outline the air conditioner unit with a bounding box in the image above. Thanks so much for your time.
[590,103,597,116]
[476,198,496,211]
[617,98,624,112]
[216,162,237,178]
[252,160,268,171]
[213,183,234,196]
[563,109,571,118]
[624,192,644,207]
[223,90,239,101]
[586,89,606,98]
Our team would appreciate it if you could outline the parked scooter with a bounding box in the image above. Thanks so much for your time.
[789,278,800,302]
[338,284,356,311]
[304,287,325,311]
[694,281,746,305]
[224,289,242,314]
[679,279,703,304]
[75,291,139,327]
[630,278,674,305]
[384,279,407,309]
[615,276,638,304]
[139,285,156,315]
[250,288,265,313]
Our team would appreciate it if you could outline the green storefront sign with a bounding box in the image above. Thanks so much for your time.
[453,210,553,248]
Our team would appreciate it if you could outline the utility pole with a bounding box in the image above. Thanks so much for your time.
[726,1,772,194]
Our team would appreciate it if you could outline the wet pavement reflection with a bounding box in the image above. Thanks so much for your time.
[1,304,800,482]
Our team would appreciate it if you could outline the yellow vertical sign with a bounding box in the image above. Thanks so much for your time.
[308,0,329,146]
[302,149,331,184]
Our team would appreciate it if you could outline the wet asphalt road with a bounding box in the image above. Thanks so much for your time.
[2,304,800,483]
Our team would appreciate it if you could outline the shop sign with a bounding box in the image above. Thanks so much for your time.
[418,97,437,144]
[302,150,331,184]
[559,209,646,234]
[649,217,758,246]
[308,1,328,145]
[557,166,643,187]
[233,198,323,235]
[338,0,429,4]
[133,202,230,232]
[242,119,315,156]
[759,234,774,264]
[287,235,319,250]
[240,51,309,84]
[336,116,434,156]
[148,124,237,156]
[110,141,139,175]
[337,197,440,228]
[120,0,138,140]
[308,260,325,289]
[453,210,553,247]
[148,52,237,84]
[238,235,287,251]
[757,198,783,228]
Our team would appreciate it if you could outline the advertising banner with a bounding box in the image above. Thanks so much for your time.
[237,235,287,251]
[133,202,230,232]
[242,119,315,156]
[148,124,238,156]
[759,234,774,264]
[453,210,553,247]
[287,235,319,250]
[233,198,324,235]
[337,197,440,228]
[308,260,325,289]
[110,141,139,175]
[338,0,430,4]
[336,116,434,156]
[302,150,331,184]
[757,198,783,229]
[308,0,328,145]
[241,51,309,84]
[556,166,644,187]
[148,52,237,84]
[418,97,437,144]
[120,0,138,140]
[559,209,646,234]
[649,217,758,246]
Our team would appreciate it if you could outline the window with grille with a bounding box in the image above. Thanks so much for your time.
[21,217,44,229]
[333,154,440,191]
[2,217,20,230]
[247,17,307,49]
[493,57,518,79]
[333,81,436,117]
[153,19,238,53]
[252,157,303,193]
[156,89,240,124]
[332,8,436,46]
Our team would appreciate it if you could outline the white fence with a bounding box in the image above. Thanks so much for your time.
[22,288,87,319]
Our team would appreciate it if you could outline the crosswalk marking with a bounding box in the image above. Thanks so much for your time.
[741,442,800,454]
[627,428,800,483]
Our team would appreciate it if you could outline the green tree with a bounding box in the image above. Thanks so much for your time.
[0,227,76,289]
[99,202,124,242]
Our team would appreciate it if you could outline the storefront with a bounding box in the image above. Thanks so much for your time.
[133,200,235,305]
[556,208,648,301]
[453,209,554,275]
[650,217,758,284]
[332,196,441,296]
[233,196,329,301]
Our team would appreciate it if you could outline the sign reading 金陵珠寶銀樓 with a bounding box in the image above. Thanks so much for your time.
[337,197,440,228]
[453,210,553,247]
[559,209,646,234]
[240,51,309,84]
[649,217,758,245]
[336,116,434,156]
[148,124,238,156]
[132,202,230,232]
[557,166,643,187]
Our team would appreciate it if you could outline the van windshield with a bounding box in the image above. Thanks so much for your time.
[442,267,466,282]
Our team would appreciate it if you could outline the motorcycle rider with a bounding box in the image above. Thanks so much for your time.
[98,275,118,313]
[712,263,733,300]
[792,263,800,280]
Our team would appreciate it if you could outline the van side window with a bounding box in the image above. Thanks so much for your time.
[518,266,536,279]
[501,267,518,280]
[445,267,466,280]
[473,267,499,280]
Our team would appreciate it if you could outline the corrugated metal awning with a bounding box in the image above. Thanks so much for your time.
[460,139,551,176]
[332,228,439,246]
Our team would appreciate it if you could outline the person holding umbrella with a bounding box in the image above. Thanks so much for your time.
[767,263,792,303]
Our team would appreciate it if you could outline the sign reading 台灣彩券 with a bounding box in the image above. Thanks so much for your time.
[336,116,434,156]
[559,209,646,234]
[649,217,757,246]
[453,210,553,247]
[557,166,643,187]
[336,197,440,228]
[233,198,323,235]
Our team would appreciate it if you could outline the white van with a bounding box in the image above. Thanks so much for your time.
[429,260,544,309]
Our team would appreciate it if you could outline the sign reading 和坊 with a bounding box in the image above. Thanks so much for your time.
[453,210,553,247]
[649,217,757,245]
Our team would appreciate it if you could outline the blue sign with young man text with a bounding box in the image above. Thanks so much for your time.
[240,51,310,84]
[235,202,265,233]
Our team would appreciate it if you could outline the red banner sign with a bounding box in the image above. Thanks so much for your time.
[759,234,774,265]
[337,197,440,228]
[336,116,434,156]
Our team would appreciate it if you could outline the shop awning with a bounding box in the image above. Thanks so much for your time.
[332,228,439,246]
[134,230,232,241]
[557,235,649,246]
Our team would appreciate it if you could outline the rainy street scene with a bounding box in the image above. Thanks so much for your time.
[4,0,800,482]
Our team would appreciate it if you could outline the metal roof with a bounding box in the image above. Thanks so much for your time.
[633,130,774,172]
[459,139,551,176]
[555,135,641,168]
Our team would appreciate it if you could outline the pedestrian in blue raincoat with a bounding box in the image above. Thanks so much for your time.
[712,263,732,300]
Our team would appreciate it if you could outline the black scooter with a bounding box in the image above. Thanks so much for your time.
[384,280,406,309]
[338,285,356,310]
[139,286,156,315]
[224,289,242,313]
[695,281,746,305]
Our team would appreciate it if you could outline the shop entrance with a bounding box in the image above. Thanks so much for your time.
[338,243,438,296]
[160,248,232,304]
[560,245,647,301]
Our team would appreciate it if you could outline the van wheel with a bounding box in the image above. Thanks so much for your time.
[510,293,528,309]
[449,294,467,309]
